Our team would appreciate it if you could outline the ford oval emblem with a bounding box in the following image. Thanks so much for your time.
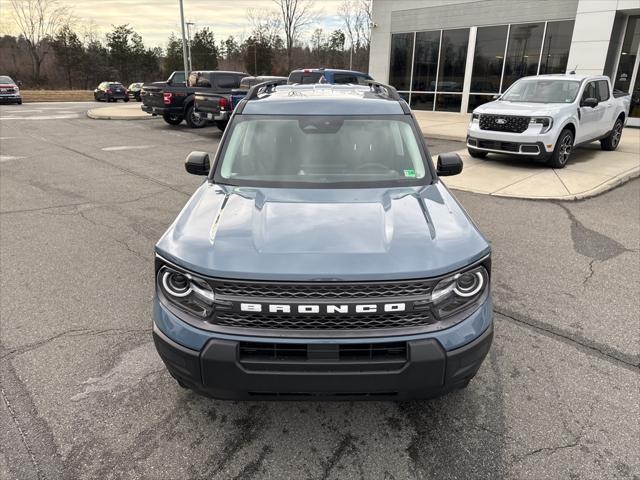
[495,118,507,124]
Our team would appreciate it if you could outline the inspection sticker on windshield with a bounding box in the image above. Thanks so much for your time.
[404,169,416,177]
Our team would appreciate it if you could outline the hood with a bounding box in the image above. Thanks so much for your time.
[155,183,490,281]
[475,100,567,117]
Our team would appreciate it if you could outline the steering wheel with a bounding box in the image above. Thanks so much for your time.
[355,162,391,173]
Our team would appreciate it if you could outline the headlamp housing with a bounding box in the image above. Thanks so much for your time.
[530,116,553,133]
[430,265,489,319]
[157,265,215,318]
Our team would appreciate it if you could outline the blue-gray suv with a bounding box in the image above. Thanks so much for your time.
[153,81,493,400]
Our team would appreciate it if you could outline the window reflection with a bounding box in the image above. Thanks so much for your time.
[389,33,414,91]
[435,94,462,112]
[410,93,435,111]
[412,31,440,91]
[438,29,469,92]
[614,16,640,94]
[502,23,544,90]
[471,25,508,93]
[539,21,575,75]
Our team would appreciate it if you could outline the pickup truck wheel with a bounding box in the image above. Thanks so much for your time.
[547,129,574,169]
[467,147,488,159]
[600,118,623,151]
[215,120,228,131]
[162,113,183,125]
[185,104,207,128]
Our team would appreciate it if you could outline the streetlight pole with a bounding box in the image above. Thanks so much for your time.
[186,22,195,72]
[178,0,189,81]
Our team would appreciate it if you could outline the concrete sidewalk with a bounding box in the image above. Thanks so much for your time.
[415,111,640,200]
[87,102,154,120]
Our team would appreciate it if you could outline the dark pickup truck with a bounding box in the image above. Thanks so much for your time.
[141,70,247,128]
[194,75,287,131]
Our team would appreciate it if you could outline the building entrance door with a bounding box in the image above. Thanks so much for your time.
[613,15,640,127]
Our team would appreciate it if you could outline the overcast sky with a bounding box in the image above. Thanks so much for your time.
[0,0,349,49]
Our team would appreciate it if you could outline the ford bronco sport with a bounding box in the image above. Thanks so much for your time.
[153,81,493,400]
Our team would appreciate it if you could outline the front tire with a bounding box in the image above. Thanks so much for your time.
[468,147,488,159]
[600,117,623,151]
[547,128,574,169]
[162,113,183,125]
[124,97,130,103]
[185,104,207,128]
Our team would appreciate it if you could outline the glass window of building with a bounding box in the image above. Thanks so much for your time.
[502,22,545,89]
[410,93,435,111]
[614,16,640,93]
[389,33,414,91]
[437,28,469,92]
[538,20,575,75]
[412,30,440,92]
[471,25,508,93]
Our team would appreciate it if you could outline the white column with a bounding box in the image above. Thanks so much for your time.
[461,26,477,114]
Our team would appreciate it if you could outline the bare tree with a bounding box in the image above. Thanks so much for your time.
[338,0,372,69]
[247,8,282,45]
[272,0,317,70]
[10,0,71,84]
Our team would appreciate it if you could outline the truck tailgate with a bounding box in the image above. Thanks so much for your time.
[142,87,165,108]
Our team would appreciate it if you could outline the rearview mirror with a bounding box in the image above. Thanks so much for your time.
[581,97,598,108]
[437,153,463,176]
[185,151,210,175]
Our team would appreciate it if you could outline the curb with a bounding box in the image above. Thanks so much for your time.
[86,109,156,121]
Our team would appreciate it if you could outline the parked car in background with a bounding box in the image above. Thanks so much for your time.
[467,74,631,168]
[194,75,287,131]
[94,82,129,102]
[128,82,143,101]
[0,76,22,104]
[141,70,248,128]
[153,80,493,400]
[288,68,373,85]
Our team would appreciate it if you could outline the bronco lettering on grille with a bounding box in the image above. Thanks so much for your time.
[239,302,407,314]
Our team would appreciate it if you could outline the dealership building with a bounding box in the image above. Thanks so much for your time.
[369,0,640,125]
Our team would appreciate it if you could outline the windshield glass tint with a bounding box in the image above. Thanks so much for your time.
[215,115,429,188]
[502,79,581,103]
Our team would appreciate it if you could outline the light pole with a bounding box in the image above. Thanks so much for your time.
[186,22,195,72]
[178,0,189,81]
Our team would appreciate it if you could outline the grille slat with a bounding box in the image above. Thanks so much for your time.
[479,114,529,133]
[212,311,434,330]
[214,281,432,299]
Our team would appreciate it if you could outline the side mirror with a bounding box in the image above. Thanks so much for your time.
[437,152,463,176]
[582,97,598,108]
[185,151,210,175]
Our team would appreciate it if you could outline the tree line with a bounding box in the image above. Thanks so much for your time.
[1,0,372,89]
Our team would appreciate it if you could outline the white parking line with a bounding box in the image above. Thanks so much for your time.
[101,145,153,151]
[0,115,79,120]
[0,155,26,162]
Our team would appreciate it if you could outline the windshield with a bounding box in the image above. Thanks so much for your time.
[213,115,431,188]
[501,79,581,103]
[0,76,14,84]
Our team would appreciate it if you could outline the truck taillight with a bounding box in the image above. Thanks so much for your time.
[218,97,229,109]
[163,92,172,105]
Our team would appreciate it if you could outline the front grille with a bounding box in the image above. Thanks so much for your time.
[239,341,407,361]
[478,139,519,152]
[479,114,529,133]
[212,311,435,330]
[214,280,432,299]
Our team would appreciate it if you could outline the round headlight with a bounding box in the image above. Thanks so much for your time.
[454,271,484,297]
[162,271,191,297]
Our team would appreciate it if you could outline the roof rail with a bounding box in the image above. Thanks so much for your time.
[365,81,402,101]
[245,78,288,101]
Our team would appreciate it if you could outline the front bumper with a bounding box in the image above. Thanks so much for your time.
[152,296,493,400]
[467,121,558,157]
[0,95,21,104]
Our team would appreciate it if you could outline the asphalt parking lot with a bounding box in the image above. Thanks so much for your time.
[1,102,639,480]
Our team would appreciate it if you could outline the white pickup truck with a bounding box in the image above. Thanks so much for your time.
[467,74,631,168]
